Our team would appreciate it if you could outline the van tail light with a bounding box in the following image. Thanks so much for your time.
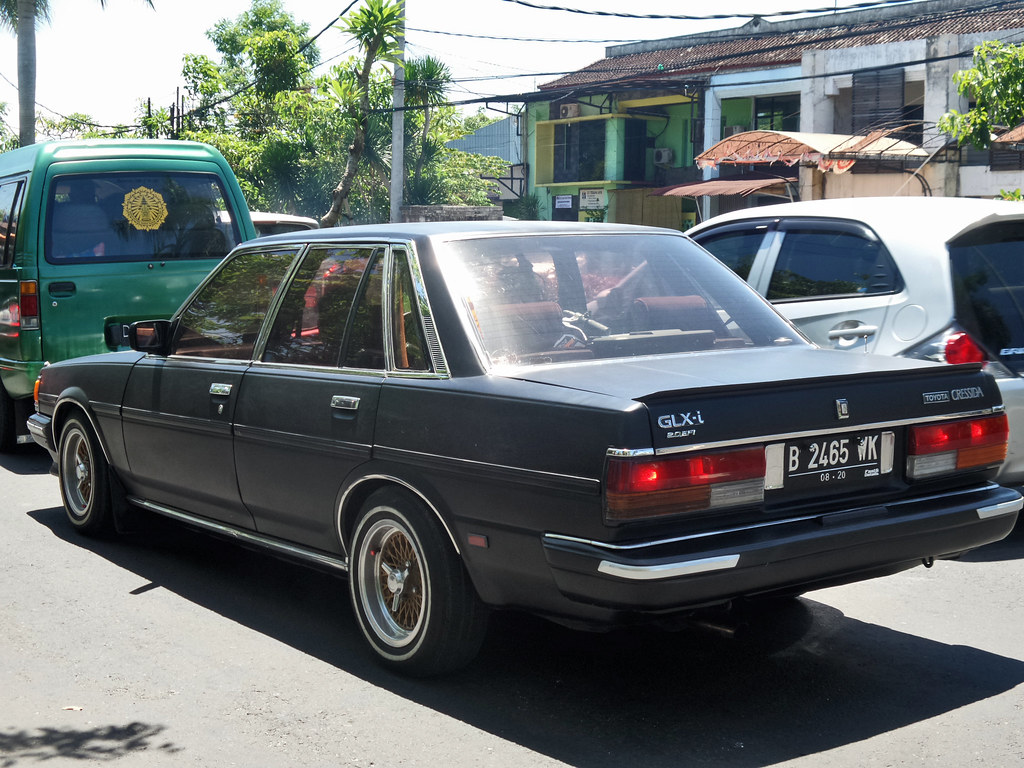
[906,414,1008,479]
[19,281,39,330]
[606,447,765,522]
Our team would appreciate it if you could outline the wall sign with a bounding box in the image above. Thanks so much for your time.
[554,194,573,209]
[579,189,605,210]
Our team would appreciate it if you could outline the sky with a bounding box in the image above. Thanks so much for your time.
[0,0,883,132]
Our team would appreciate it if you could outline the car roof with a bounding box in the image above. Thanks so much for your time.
[246,219,679,247]
[689,196,1024,245]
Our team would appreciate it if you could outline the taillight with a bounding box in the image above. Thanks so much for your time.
[944,332,986,365]
[19,281,39,330]
[902,327,1014,377]
[606,447,765,522]
[906,414,1008,479]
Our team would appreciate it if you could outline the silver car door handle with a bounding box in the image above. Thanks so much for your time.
[827,325,878,340]
[210,383,233,396]
[331,395,361,411]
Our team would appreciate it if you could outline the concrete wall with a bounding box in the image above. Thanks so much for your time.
[401,205,503,222]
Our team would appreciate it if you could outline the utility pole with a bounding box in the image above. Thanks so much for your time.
[390,0,406,223]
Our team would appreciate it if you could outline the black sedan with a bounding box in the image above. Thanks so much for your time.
[29,221,1022,675]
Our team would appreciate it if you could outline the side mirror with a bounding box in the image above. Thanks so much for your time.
[129,319,174,355]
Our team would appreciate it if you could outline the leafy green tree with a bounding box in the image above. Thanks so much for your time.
[939,41,1024,149]
[0,0,153,147]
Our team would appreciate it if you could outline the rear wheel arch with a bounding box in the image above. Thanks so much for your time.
[337,473,460,559]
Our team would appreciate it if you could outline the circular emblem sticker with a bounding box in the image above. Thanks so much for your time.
[122,186,168,231]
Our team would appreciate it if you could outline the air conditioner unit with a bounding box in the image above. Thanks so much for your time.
[724,125,746,137]
[653,147,674,165]
[559,103,580,119]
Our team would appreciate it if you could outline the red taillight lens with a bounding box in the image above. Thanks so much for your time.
[606,447,765,522]
[944,332,986,365]
[19,281,39,330]
[907,414,1008,478]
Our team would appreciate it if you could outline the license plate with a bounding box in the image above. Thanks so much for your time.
[767,430,894,491]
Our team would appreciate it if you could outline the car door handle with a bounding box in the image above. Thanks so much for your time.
[827,324,878,340]
[48,281,76,297]
[331,395,360,411]
[210,383,233,396]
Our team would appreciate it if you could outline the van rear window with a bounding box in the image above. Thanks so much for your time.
[950,221,1024,373]
[45,172,242,263]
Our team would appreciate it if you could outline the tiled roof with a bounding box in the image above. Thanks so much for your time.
[540,1,1024,92]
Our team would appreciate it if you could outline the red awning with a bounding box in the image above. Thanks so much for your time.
[651,172,797,197]
[694,129,927,173]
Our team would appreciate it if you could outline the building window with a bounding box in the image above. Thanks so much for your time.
[754,95,800,132]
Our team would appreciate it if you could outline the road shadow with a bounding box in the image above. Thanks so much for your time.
[959,515,1024,563]
[0,722,179,766]
[26,505,1024,768]
[0,444,51,476]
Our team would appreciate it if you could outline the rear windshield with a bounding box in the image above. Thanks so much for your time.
[44,171,243,264]
[440,232,802,368]
[950,221,1024,373]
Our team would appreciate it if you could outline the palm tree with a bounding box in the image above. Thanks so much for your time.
[404,56,451,197]
[0,0,153,147]
[321,0,403,227]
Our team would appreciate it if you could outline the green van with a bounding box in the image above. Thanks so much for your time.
[0,139,257,449]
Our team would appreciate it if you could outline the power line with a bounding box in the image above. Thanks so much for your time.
[407,26,647,45]
[496,0,927,22]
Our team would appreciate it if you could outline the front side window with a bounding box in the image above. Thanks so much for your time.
[441,233,800,368]
[262,246,374,367]
[0,179,24,268]
[45,171,243,263]
[767,226,900,300]
[691,227,766,280]
[173,248,298,359]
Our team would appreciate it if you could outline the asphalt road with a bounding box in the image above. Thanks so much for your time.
[2,445,1023,767]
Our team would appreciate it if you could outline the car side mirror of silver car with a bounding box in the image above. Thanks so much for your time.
[129,319,174,355]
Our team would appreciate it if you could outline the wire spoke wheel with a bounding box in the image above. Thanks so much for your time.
[358,519,426,647]
[61,429,94,518]
[58,416,113,535]
[349,488,489,676]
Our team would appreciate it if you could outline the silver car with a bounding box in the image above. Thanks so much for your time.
[689,196,1024,487]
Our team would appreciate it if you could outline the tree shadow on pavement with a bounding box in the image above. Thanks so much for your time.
[0,722,179,766]
[26,504,1024,768]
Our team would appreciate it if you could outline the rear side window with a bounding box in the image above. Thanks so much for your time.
[45,171,243,263]
[262,245,376,367]
[950,221,1024,373]
[767,225,900,301]
[0,179,24,268]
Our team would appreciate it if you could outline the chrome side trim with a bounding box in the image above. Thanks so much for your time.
[977,497,1024,519]
[372,445,600,494]
[606,447,656,458]
[649,408,1004,456]
[546,483,1004,553]
[128,497,349,573]
[598,554,740,581]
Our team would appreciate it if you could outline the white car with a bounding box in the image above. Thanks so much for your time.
[689,196,1024,487]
